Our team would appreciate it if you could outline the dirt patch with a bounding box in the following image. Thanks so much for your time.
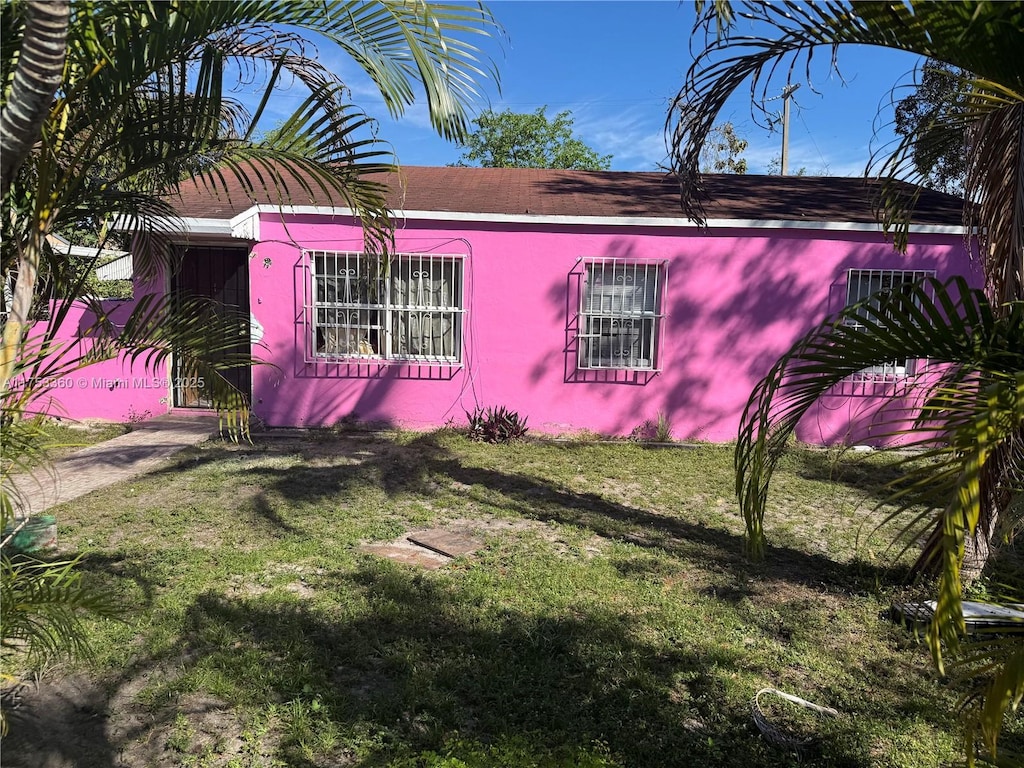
[2,674,116,768]
[1,673,272,768]
[359,537,453,569]
[226,562,326,598]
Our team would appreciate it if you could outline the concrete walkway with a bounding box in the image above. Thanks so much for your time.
[8,414,219,516]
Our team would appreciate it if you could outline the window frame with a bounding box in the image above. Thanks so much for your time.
[308,250,465,365]
[576,257,666,372]
[844,268,935,382]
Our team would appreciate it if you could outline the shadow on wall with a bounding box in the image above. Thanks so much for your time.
[272,210,971,442]
[536,230,838,440]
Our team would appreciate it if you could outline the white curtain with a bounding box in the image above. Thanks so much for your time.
[390,264,456,358]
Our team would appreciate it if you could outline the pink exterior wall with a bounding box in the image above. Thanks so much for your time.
[29,214,978,445]
[20,296,172,423]
[247,214,979,444]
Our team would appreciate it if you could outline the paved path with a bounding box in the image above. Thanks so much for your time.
[8,414,219,516]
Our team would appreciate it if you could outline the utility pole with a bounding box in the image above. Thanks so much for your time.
[780,83,800,176]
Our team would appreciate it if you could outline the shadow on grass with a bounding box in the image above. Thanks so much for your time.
[30,560,908,768]
[205,433,911,596]
[136,433,913,602]
[12,436,983,765]
[779,446,921,507]
[27,432,970,766]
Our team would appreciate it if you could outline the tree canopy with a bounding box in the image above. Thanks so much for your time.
[894,58,971,194]
[456,107,612,170]
[699,121,748,174]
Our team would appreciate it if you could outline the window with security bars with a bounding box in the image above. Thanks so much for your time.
[309,251,463,363]
[845,268,934,380]
[578,259,665,370]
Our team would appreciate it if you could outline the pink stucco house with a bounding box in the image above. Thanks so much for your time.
[36,167,976,444]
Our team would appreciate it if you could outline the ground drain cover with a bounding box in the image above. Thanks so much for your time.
[359,528,483,570]
[359,541,450,570]
[406,529,482,558]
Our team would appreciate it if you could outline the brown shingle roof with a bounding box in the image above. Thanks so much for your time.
[169,166,964,226]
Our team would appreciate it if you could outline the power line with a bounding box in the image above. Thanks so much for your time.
[797,110,830,174]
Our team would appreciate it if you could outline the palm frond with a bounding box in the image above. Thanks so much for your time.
[737,278,1010,553]
[949,627,1024,763]
[1,0,503,716]
[963,98,1024,308]
[668,1,1024,303]
[7,0,499,291]
[736,278,1024,760]
[0,554,122,667]
[82,293,260,438]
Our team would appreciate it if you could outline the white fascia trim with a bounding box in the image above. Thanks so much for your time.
[177,217,235,236]
[397,210,967,235]
[109,215,238,237]
[229,209,260,241]
[237,204,966,235]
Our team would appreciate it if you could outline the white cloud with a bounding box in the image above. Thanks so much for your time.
[741,134,872,177]
[572,105,670,170]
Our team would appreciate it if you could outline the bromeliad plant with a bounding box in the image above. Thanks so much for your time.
[734,277,1023,762]
[465,405,529,444]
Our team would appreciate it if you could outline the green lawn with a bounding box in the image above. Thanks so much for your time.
[3,419,130,474]
[32,431,1024,766]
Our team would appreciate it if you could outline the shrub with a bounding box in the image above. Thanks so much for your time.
[630,411,673,443]
[465,406,528,444]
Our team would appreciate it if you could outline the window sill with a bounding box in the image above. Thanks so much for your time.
[310,353,463,368]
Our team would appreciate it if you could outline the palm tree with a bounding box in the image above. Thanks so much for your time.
[672,1,1022,305]
[0,0,500,711]
[0,1,68,198]
[2,0,501,399]
[669,2,1022,763]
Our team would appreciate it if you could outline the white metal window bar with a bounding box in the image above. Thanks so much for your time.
[578,258,665,371]
[845,268,935,381]
[308,251,464,364]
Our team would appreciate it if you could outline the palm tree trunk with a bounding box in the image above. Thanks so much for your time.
[0,0,69,197]
[961,530,993,584]
[960,428,1023,584]
[0,234,43,397]
[0,1,69,396]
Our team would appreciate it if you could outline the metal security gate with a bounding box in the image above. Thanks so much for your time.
[171,246,251,407]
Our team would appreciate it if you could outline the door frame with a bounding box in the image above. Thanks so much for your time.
[169,244,252,408]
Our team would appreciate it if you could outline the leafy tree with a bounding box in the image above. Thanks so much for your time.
[764,155,808,176]
[699,121,748,173]
[670,1,1023,762]
[456,107,612,170]
[894,58,971,194]
[256,120,319,161]
[0,0,499,706]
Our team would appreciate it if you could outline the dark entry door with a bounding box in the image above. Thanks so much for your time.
[171,246,251,408]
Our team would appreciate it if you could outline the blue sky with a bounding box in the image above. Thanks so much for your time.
[252,1,928,175]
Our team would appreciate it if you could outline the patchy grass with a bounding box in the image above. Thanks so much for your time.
[11,431,1023,767]
[39,419,130,462]
[2,418,130,475]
